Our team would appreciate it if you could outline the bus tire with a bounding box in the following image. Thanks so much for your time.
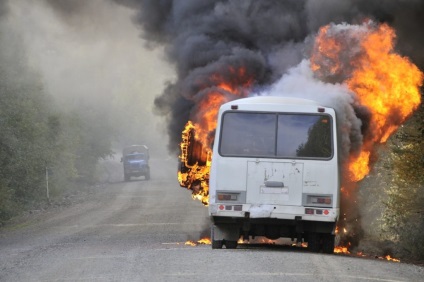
[225,240,238,249]
[212,240,223,249]
[307,232,321,253]
[322,234,335,254]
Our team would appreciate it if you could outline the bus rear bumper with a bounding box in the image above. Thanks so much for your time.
[209,203,339,223]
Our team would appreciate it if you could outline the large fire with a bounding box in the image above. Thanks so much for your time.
[177,21,422,255]
[311,21,423,182]
[310,20,423,254]
[177,120,212,205]
[177,66,254,205]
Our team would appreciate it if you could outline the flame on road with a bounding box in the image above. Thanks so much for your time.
[382,255,400,262]
[185,237,212,246]
[334,246,350,254]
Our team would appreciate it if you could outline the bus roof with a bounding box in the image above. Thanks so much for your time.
[226,96,322,106]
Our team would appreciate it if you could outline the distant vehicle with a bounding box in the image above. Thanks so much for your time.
[121,145,150,181]
[209,96,340,253]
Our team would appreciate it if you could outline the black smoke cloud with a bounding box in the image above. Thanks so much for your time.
[114,0,424,154]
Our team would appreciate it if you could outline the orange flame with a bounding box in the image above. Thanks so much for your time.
[310,25,343,76]
[355,252,400,262]
[348,151,371,182]
[334,246,350,254]
[334,227,351,253]
[312,22,422,255]
[346,23,422,181]
[177,121,211,205]
[197,237,212,245]
[312,21,423,182]
[193,92,227,147]
[185,237,212,246]
[184,240,197,246]
[178,66,254,204]
[382,255,400,262]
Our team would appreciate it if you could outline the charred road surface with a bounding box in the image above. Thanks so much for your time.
[0,158,423,282]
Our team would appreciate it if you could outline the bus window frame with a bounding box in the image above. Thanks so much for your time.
[217,110,334,161]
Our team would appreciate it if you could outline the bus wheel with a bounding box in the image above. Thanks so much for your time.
[225,240,238,249]
[307,232,321,253]
[212,240,223,249]
[322,234,335,254]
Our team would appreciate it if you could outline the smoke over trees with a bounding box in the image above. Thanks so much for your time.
[0,0,172,223]
[0,16,114,222]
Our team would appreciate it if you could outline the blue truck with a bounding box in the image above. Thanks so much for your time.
[121,145,150,181]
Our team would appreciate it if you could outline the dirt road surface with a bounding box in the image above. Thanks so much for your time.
[0,157,423,281]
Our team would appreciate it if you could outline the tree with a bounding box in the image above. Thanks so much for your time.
[383,103,424,260]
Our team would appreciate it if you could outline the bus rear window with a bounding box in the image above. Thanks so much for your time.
[219,112,332,159]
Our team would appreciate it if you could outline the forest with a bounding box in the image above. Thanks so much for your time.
[0,33,114,223]
[0,1,169,226]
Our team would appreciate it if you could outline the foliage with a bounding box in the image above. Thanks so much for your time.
[0,82,114,223]
[0,30,115,224]
[65,108,114,185]
[357,101,424,262]
[382,102,424,260]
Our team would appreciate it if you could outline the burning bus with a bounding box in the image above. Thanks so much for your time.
[176,21,423,253]
[208,96,340,253]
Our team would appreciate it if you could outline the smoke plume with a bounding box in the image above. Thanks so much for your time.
[118,0,424,154]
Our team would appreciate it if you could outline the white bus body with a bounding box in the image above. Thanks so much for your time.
[209,96,340,253]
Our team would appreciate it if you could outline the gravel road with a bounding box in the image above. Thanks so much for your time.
[0,157,423,282]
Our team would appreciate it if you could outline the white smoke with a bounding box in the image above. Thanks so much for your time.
[259,59,364,162]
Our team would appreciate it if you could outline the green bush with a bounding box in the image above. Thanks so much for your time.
[382,105,424,261]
